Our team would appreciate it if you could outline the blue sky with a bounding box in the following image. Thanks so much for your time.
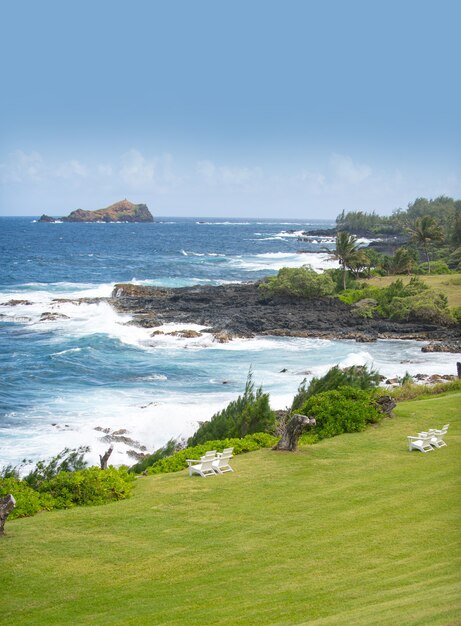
[1,0,460,217]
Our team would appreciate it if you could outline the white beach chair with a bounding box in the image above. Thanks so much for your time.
[186,457,216,477]
[429,424,449,437]
[407,434,434,453]
[217,447,233,457]
[418,424,449,448]
[212,451,234,474]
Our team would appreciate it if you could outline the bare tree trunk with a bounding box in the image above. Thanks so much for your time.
[0,494,16,536]
[457,362,461,379]
[375,395,397,416]
[99,446,113,470]
[273,414,316,452]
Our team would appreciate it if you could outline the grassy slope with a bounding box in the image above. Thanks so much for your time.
[364,274,461,307]
[1,393,460,626]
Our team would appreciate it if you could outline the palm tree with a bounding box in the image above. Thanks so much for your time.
[390,246,418,275]
[327,231,360,290]
[408,216,443,272]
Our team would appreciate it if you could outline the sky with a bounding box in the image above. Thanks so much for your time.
[1,0,460,218]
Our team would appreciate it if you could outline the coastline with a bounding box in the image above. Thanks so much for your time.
[109,281,461,344]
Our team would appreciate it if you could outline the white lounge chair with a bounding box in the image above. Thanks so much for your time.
[407,434,434,453]
[212,451,234,474]
[186,457,216,477]
[217,447,233,457]
[418,425,448,449]
[429,423,449,437]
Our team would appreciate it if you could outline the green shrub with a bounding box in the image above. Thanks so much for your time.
[417,260,452,274]
[129,439,177,474]
[23,446,89,490]
[39,466,134,509]
[0,477,44,519]
[144,433,278,475]
[390,378,461,401]
[385,291,452,324]
[0,464,135,520]
[338,285,381,305]
[260,266,335,298]
[292,365,380,411]
[299,387,381,441]
[188,371,275,446]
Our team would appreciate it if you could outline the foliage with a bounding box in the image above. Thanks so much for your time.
[260,265,335,298]
[129,439,178,474]
[390,246,418,274]
[407,215,444,271]
[144,432,278,475]
[390,378,461,401]
[23,446,89,490]
[38,466,134,509]
[417,260,451,274]
[0,477,44,519]
[292,364,380,411]
[326,231,362,290]
[299,387,381,441]
[0,449,134,520]
[339,277,454,325]
[336,209,400,235]
[187,371,275,446]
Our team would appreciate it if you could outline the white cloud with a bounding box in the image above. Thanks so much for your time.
[197,160,263,187]
[55,159,88,179]
[119,149,157,187]
[330,153,372,185]
[0,150,45,183]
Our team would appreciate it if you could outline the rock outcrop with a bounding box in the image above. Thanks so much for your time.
[38,199,154,223]
[110,282,460,342]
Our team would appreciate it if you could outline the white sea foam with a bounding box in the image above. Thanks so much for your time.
[230,252,338,272]
[2,336,459,469]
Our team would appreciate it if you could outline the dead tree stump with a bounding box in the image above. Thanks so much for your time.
[273,413,316,451]
[99,446,114,470]
[375,395,397,416]
[0,494,16,535]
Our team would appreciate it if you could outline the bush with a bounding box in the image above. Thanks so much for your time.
[39,466,134,509]
[260,266,336,298]
[417,260,452,274]
[1,450,135,520]
[338,285,381,305]
[390,379,461,401]
[0,477,44,519]
[144,433,278,475]
[129,439,178,474]
[188,371,275,446]
[299,387,381,441]
[292,365,380,411]
[385,291,452,324]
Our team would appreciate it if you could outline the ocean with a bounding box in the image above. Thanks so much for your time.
[1,216,458,469]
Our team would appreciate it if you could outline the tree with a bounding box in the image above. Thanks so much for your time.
[390,246,418,275]
[326,231,360,290]
[407,216,444,272]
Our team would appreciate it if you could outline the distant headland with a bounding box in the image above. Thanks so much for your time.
[38,199,154,223]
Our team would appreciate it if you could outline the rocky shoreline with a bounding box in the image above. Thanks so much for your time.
[110,282,461,345]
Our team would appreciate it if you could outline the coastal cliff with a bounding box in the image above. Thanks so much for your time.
[38,199,154,223]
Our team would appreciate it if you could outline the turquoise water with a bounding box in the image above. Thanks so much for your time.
[0,217,457,467]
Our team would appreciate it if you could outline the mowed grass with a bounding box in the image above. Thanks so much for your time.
[364,273,461,307]
[1,393,460,625]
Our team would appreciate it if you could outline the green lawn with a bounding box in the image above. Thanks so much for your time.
[1,393,460,625]
[364,273,461,307]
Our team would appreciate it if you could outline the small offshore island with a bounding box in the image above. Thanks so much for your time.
[38,198,154,223]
